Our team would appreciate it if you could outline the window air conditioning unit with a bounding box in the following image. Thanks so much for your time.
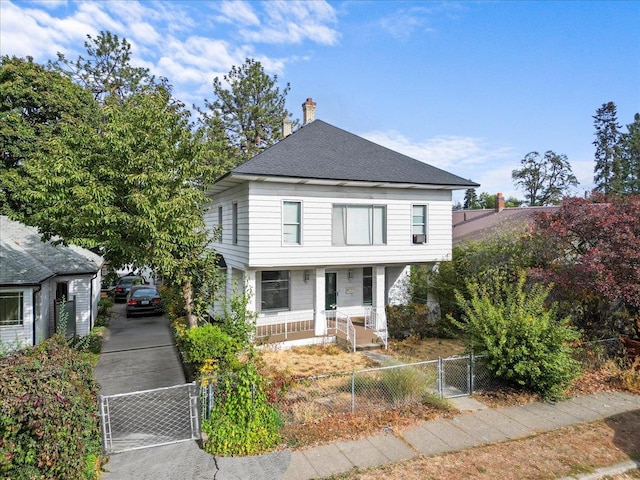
[413,234,426,244]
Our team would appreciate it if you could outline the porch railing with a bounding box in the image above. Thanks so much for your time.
[254,316,314,341]
[326,310,356,352]
[364,307,388,349]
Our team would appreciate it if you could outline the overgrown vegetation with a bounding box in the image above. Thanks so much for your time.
[201,362,282,456]
[0,336,102,479]
[167,288,281,456]
[451,271,581,400]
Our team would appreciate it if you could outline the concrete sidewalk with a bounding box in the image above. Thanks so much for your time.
[96,306,640,479]
[281,391,640,480]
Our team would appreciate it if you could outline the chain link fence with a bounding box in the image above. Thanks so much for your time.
[200,354,500,424]
[100,383,200,454]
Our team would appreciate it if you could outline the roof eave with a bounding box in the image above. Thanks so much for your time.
[208,172,478,195]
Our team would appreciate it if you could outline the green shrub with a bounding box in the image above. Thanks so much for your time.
[451,270,581,400]
[182,323,239,372]
[386,303,457,339]
[201,362,282,456]
[0,335,102,479]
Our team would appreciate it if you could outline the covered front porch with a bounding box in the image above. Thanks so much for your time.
[254,308,387,352]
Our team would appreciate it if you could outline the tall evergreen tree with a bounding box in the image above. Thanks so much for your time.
[621,113,640,194]
[593,102,623,196]
[463,188,478,209]
[49,31,154,104]
[203,58,292,165]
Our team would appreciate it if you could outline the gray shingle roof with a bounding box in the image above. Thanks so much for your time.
[230,120,479,188]
[452,206,559,245]
[0,216,103,286]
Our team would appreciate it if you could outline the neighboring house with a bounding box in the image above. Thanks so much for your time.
[0,216,104,350]
[452,193,559,245]
[204,99,478,348]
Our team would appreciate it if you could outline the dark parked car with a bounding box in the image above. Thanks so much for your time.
[113,275,148,302]
[125,285,164,318]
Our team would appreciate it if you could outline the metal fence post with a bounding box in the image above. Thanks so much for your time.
[437,357,444,398]
[351,371,356,413]
[470,353,475,394]
[98,394,112,454]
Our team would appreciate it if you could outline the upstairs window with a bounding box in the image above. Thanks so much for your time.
[232,202,238,244]
[283,201,301,245]
[412,205,427,244]
[332,205,386,246]
[217,205,223,242]
[0,292,24,326]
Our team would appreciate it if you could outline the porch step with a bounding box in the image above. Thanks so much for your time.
[355,343,382,352]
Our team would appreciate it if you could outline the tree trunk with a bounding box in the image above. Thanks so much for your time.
[182,278,198,328]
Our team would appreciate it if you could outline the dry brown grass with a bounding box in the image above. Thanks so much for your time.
[258,343,375,378]
[335,410,640,480]
[385,336,467,362]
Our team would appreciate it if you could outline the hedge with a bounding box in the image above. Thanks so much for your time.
[0,335,102,479]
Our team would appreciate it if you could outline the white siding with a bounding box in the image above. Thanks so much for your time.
[244,182,453,268]
[205,183,250,271]
[0,287,33,350]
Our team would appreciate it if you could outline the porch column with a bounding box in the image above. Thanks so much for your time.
[314,267,326,336]
[374,266,387,330]
[245,269,257,314]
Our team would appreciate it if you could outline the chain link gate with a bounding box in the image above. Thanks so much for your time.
[100,382,200,454]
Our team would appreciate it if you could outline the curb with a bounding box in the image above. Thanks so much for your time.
[557,459,640,480]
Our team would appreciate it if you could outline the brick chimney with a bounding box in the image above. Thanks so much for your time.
[495,192,505,212]
[282,117,292,138]
[302,97,316,124]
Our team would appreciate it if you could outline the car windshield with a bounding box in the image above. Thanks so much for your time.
[132,288,157,298]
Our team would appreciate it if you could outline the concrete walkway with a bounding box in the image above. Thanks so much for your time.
[95,306,640,479]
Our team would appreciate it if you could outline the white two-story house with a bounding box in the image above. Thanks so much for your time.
[204,99,478,349]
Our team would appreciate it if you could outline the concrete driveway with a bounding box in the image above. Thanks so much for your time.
[95,302,290,480]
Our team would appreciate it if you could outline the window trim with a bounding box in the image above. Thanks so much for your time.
[282,200,302,245]
[260,270,290,311]
[0,291,24,327]
[232,202,238,245]
[332,204,387,246]
[362,267,373,306]
[411,204,428,243]
[217,205,223,242]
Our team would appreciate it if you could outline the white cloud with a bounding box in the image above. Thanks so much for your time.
[362,130,515,170]
[237,0,340,45]
[216,0,260,26]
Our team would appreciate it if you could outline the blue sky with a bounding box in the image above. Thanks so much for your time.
[2,0,639,204]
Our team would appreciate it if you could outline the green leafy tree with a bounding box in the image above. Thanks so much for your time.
[203,58,292,164]
[0,56,100,216]
[450,270,581,400]
[49,31,154,104]
[593,102,624,197]
[512,150,578,206]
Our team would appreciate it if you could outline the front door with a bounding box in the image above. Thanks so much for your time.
[325,272,337,310]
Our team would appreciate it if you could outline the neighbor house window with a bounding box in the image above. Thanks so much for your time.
[332,205,386,245]
[261,271,290,310]
[283,201,301,245]
[0,292,24,326]
[217,206,223,242]
[412,204,427,243]
[232,202,238,244]
[363,267,373,306]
